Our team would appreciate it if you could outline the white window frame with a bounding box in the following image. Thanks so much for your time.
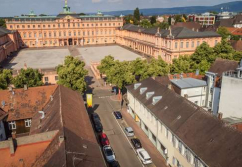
[25,119,31,127]
[9,121,16,130]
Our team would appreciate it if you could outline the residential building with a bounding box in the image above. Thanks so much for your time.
[4,1,123,48]
[116,24,221,63]
[206,58,239,115]
[0,85,105,167]
[216,14,242,28]
[219,67,242,118]
[171,78,207,107]
[0,27,20,63]
[217,12,235,20]
[0,108,7,141]
[223,117,242,132]
[126,78,242,167]
[0,85,58,135]
[230,40,242,51]
[188,13,216,26]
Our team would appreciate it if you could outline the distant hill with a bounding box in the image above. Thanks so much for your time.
[100,1,242,16]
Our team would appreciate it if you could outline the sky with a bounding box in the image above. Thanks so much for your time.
[0,0,239,17]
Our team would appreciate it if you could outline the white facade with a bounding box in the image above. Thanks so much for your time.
[127,90,207,167]
[180,87,207,107]
[0,120,6,141]
[219,71,242,118]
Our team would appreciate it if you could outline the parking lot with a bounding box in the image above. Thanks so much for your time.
[5,48,70,69]
[78,45,142,66]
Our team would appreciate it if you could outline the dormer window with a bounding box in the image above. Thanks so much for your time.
[146,92,154,100]
[152,96,162,105]
[140,87,147,95]
[134,83,141,90]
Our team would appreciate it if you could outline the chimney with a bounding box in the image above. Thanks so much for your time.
[218,113,223,120]
[24,85,28,91]
[12,131,16,139]
[8,138,15,156]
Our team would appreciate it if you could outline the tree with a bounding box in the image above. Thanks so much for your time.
[97,55,115,75]
[39,14,47,16]
[168,17,172,25]
[140,19,152,28]
[209,11,218,14]
[170,56,194,74]
[0,69,12,90]
[190,42,215,64]
[150,16,157,25]
[124,15,134,24]
[134,8,140,22]
[174,15,183,23]
[13,68,43,88]
[148,56,170,77]
[130,58,150,80]
[233,51,242,61]
[217,27,231,40]
[0,19,6,28]
[57,56,88,93]
[106,61,135,93]
[213,40,235,60]
[154,22,169,29]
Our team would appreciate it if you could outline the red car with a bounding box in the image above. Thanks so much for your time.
[99,133,110,146]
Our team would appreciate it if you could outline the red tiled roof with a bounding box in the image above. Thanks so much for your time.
[226,27,242,36]
[0,141,51,167]
[0,85,58,121]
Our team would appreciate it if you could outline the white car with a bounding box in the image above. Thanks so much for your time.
[124,127,134,137]
[137,148,152,165]
[103,145,116,162]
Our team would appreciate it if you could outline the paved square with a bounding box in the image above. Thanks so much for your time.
[6,49,70,69]
[78,45,141,65]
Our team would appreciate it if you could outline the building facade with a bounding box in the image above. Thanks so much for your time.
[116,24,221,63]
[4,1,123,48]
[0,27,20,63]
[126,78,242,167]
[188,13,216,26]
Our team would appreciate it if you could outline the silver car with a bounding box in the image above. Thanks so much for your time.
[124,127,134,137]
[103,145,116,162]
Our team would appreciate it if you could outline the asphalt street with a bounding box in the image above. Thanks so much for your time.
[92,89,143,167]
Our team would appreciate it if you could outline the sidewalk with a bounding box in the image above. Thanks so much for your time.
[121,107,168,167]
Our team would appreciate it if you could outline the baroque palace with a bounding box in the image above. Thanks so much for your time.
[1,0,222,64]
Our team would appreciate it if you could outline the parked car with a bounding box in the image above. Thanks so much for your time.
[103,145,116,162]
[113,111,122,119]
[94,120,103,133]
[99,132,110,146]
[131,138,142,149]
[124,127,134,137]
[91,113,101,123]
[137,148,152,165]
[109,160,120,167]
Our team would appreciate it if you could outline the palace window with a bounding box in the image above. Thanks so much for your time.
[33,25,35,28]
[48,25,50,28]
[78,23,80,27]
[22,25,25,28]
[58,23,60,28]
[29,33,32,38]
[192,41,194,47]
[197,41,200,46]
[55,76,58,81]
[30,41,32,45]
[82,24,84,27]
[91,24,94,27]
[92,31,94,35]
[34,33,37,38]
[50,41,52,45]
[109,30,111,35]
[43,25,45,28]
[59,31,62,37]
[87,24,89,27]
[53,24,55,28]
[23,33,26,38]
[113,23,115,26]
[9,121,16,130]
[96,23,98,26]
[100,23,102,26]
[175,42,178,49]
[87,31,90,36]
[68,23,70,28]
[54,32,56,37]
[38,25,41,28]
[74,31,76,36]
[96,30,98,35]
[215,40,218,45]
[186,42,189,48]
[63,24,65,27]
[83,31,85,36]
[49,32,51,37]
[180,42,183,48]
[17,25,19,28]
[64,32,66,36]
[100,30,103,35]
[78,31,80,36]
[69,31,71,36]
[25,119,31,127]
[28,25,30,28]
[109,23,111,26]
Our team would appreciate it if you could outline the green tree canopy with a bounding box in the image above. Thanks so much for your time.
[190,42,215,64]
[134,8,140,22]
[214,40,235,60]
[0,69,12,90]
[97,55,115,74]
[140,19,152,28]
[130,58,150,80]
[13,68,43,88]
[0,19,6,28]
[217,27,231,40]
[154,22,169,29]
[233,51,242,61]
[57,56,88,93]
[106,61,135,90]
[170,56,194,74]
[150,16,157,25]
[148,56,170,77]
